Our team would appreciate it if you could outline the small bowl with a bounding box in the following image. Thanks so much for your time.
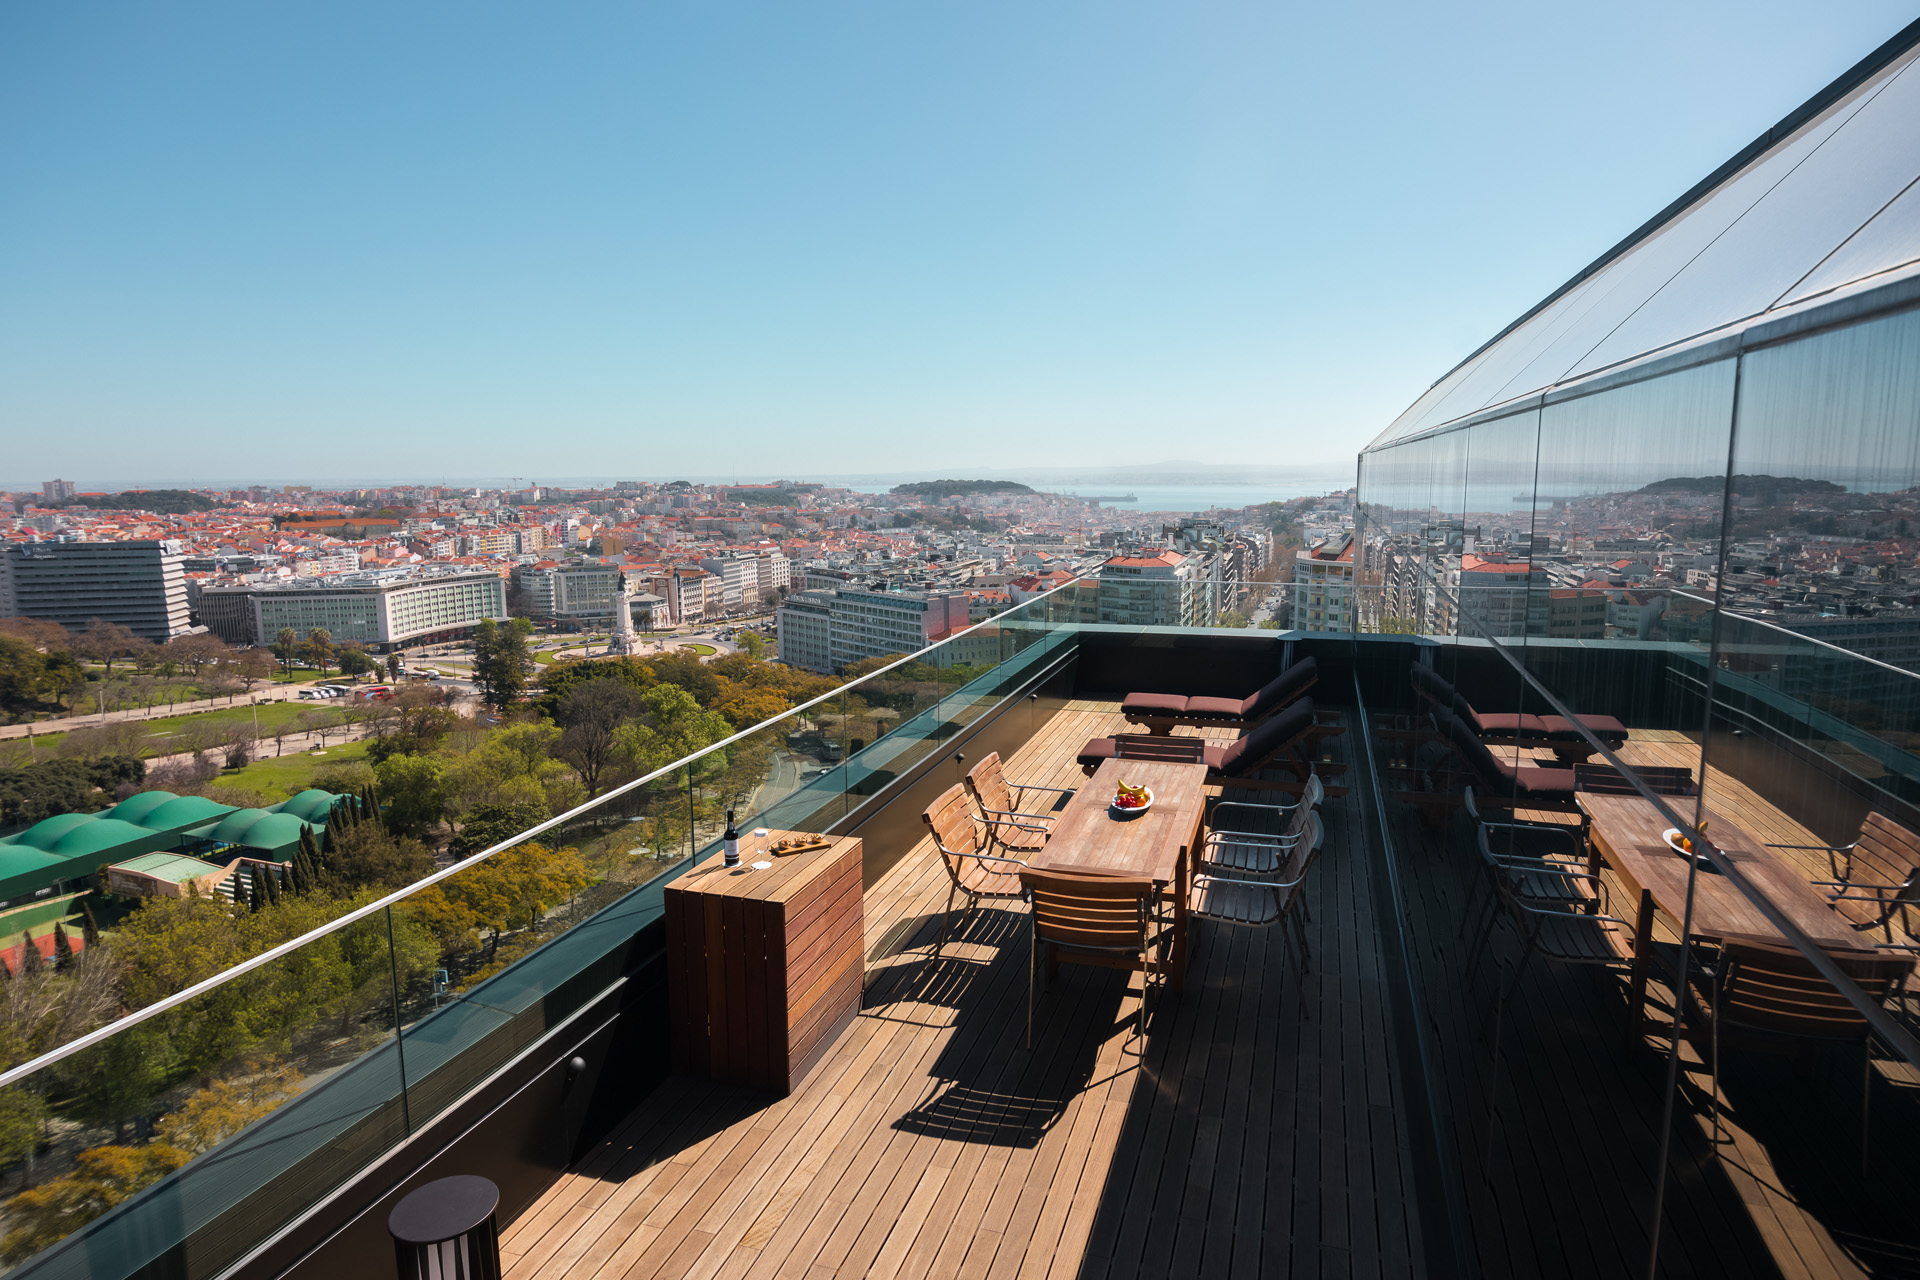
[1111,787,1154,817]
[1662,828,1718,870]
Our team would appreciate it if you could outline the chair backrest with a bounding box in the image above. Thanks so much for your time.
[1850,811,1920,892]
[1113,735,1206,763]
[1716,935,1913,1043]
[1243,657,1317,718]
[923,784,982,871]
[1216,698,1315,777]
[1277,812,1325,909]
[1018,869,1155,955]
[964,751,1014,816]
[1573,763,1696,796]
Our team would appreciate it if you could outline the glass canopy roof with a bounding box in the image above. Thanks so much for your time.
[1371,34,1920,449]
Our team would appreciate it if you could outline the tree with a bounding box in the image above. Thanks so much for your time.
[302,628,334,676]
[0,618,71,653]
[0,637,45,712]
[0,1144,191,1262]
[448,801,549,857]
[384,652,402,680]
[237,648,275,691]
[167,633,231,680]
[151,1061,304,1154]
[336,645,375,677]
[375,753,449,838]
[275,628,298,675]
[534,655,653,718]
[552,679,647,796]
[322,821,436,892]
[0,761,98,828]
[613,685,733,779]
[738,629,768,660]
[73,620,143,679]
[472,617,534,711]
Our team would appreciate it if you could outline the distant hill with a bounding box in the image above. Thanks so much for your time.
[1638,475,1847,502]
[892,480,1035,497]
[726,487,803,507]
[64,489,216,514]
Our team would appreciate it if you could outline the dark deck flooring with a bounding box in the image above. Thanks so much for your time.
[1383,722,1920,1280]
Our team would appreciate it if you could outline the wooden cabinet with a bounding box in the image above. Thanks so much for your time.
[664,832,863,1095]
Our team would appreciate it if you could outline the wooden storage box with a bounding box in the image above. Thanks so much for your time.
[665,832,863,1095]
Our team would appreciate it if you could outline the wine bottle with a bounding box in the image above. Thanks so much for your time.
[723,809,741,867]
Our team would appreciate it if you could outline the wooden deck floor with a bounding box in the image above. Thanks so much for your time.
[1390,725,1920,1280]
[499,698,1424,1280]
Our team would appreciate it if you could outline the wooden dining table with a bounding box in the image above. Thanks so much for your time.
[1578,792,1863,1029]
[1029,756,1211,990]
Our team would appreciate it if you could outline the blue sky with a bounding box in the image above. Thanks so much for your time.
[1,2,1914,487]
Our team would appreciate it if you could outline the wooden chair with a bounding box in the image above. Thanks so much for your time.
[1198,773,1324,876]
[963,751,1074,855]
[1572,763,1696,796]
[1018,868,1168,1048]
[1774,812,1920,943]
[921,784,1029,956]
[1687,935,1913,1174]
[1189,812,1325,1002]
[1113,736,1206,763]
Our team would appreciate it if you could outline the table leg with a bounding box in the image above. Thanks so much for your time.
[1628,888,1654,1037]
[1171,849,1188,993]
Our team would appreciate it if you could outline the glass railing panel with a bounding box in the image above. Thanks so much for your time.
[1,903,405,1279]
[0,576,1093,1279]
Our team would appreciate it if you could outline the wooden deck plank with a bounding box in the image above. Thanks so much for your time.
[503,698,1414,1280]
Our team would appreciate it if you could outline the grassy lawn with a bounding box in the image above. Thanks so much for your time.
[10,700,355,762]
[684,643,717,656]
[219,739,374,799]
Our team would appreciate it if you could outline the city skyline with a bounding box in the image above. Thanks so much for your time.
[4,2,1915,478]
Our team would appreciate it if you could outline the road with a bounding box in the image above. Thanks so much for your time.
[0,680,332,743]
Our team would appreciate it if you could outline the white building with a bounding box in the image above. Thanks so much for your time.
[514,563,661,630]
[1095,550,1207,628]
[201,568,507,651]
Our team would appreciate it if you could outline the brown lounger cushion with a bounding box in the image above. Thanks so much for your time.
[1120,691,1189,716]
[1121,657,1317,722]
[1214,699,1315,777]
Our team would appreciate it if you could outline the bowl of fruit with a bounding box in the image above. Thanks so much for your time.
[1662,825,1717,870]
[1111,780,1154,817]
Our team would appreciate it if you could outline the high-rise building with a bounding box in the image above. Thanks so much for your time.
[1094,550,1207,628]
[0,540,191,641]
[40,480,77,504]
[775,585,971,673]
[1294,535,1356,632]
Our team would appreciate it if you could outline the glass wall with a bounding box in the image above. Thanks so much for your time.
[1354,283,1920,1276]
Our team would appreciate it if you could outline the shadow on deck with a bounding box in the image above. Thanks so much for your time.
[1382,719,1920,1280]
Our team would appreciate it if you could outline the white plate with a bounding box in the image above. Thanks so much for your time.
[1662,828,1717,869]
[1111,786,1154,816]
